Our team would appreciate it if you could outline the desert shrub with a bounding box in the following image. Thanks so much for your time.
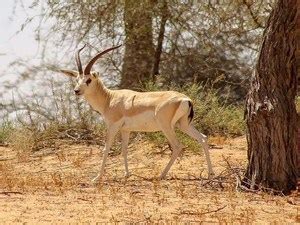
[7,128,36,162]
[8,121,106,149]
[0,121,14,145]
[185,84,245,136]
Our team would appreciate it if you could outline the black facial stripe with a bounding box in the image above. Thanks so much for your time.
[86,78,92,85]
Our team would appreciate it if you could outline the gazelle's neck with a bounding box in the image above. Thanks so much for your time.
[84,78,110,114]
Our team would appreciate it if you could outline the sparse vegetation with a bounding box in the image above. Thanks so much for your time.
[0,121,14,145]
[0,136,299,223]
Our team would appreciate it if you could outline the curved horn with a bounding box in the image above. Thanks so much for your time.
[75,44,86,75]
[84,44,122,75]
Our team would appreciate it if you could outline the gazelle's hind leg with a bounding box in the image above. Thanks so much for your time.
[156,99,188,179]
[179,118,215,178]
[159,126,184,179]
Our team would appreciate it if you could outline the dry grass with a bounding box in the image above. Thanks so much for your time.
[0,136,299,223]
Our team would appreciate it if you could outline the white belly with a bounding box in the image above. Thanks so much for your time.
[121,111,160,132]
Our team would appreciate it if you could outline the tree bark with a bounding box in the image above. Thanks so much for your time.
[121,0,155,88]
[297,1,300,94]
[244,0,298,194]
[296,1,300,177]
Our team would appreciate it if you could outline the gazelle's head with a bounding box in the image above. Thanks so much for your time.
[60,44,121,96]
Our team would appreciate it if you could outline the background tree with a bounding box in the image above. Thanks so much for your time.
[244,0,298,193]
[296,1,300,176]
[12,1,273,89]
[121,0,155,88]
[1,0,274,125]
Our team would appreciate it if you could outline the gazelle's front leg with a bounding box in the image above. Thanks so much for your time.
[92,126,119,182]
[121,130,130,177]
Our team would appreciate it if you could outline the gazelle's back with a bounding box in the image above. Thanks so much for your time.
[105,89,191,132]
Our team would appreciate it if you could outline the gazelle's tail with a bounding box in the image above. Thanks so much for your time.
[188,101,194,124]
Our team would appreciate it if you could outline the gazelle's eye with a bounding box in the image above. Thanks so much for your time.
[86,78,91,85]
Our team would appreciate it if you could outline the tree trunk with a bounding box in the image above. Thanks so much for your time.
[121,0,155,88]
[244,0,298,194]
[297,1,300,94]
[152,0,168,80]
[296,2,300,178]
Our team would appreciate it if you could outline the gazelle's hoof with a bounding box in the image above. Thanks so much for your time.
[124,172,131,178]
[91,174,101,183]
[208,172,215,179]
[159,174,167,180]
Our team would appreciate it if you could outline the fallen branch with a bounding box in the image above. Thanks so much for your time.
[173,205,227,216]
[0,191,23,196]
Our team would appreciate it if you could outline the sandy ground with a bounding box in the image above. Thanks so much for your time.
[0,136,299,223]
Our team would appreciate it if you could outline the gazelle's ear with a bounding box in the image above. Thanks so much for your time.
[60,69,78,78]
[91,71,98,78]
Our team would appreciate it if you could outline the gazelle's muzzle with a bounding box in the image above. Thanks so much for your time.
[74,89,81,95]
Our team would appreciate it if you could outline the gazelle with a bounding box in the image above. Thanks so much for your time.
[60,44,214,181]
